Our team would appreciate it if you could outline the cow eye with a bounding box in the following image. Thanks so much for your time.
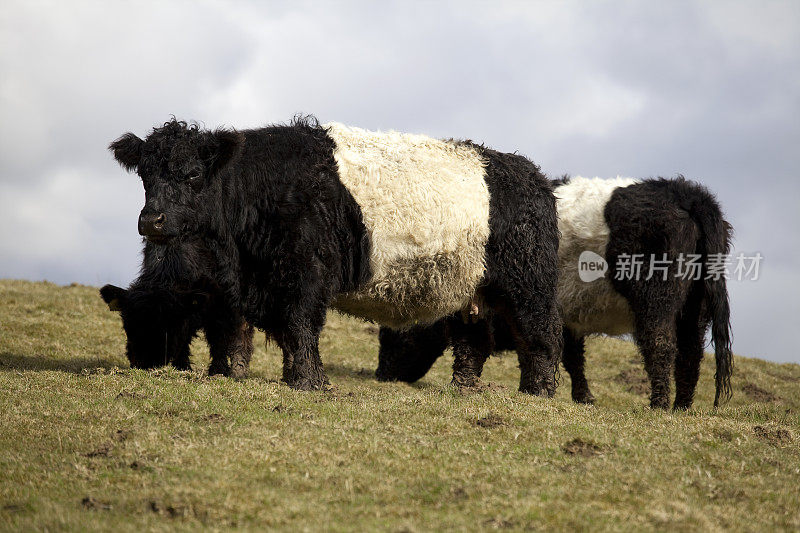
[187,170,203,190]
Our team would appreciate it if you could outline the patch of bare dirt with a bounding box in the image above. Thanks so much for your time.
[689,480,748,502]
[484,517,517,529]
[199,413,224,423]
[473,413,505,428]
[615,368,650,396]
[85,430,130,458]
[322,390,357,401]
[456,379,507,395]
[84,443,112,458]
[753,425,793,446]
[81,497,111,511]
[149,500,188,518]
[116,390,145,399]
[2,503,25,512]
[713,429,737,442]
[742,383,780,403]
[562,438,607,457]
[449,486,467,500]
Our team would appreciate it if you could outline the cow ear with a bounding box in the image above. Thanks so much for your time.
[204,129,244,177]
[109,133,144,172]
[100,284,128,312]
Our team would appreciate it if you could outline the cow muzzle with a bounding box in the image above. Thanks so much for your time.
[138,210,169,242]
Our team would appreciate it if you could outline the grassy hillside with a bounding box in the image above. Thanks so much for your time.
[1,279,798,531]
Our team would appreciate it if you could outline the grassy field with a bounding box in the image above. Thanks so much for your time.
[0,279,798,531]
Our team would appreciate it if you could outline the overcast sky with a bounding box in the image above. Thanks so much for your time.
[1,0,798,363]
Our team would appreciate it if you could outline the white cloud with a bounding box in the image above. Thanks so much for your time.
[0,165,143,283]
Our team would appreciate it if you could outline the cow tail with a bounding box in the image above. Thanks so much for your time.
[684,182,734,407]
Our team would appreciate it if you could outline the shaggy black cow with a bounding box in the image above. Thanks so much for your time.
[376,176,734,409]
[101,117,561,394]
[100,236,253,377]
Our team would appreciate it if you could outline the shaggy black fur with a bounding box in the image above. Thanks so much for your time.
[423,146,561,395]
[376,177,733,409]
[101,237,253,377]
[102,118,561,394]
[605,177,733,408]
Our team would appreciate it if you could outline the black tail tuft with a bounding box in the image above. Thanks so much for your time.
[674,177,734,406]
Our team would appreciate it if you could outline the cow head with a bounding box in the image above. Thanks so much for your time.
[100,284,206,369]
[109,119,244,244]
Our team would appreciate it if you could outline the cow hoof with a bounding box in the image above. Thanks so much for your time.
[572,390,596,405]
[649,398,670,410]
[229,364,248,380]
[286,376,328,391]
[452,376,488,394]
[172,360,192,371]
[208,363,230,377]
[451,373,482,389]
[519,384,555,397]
[375,366,401,382]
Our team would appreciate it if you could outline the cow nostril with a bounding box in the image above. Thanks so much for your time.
[154,213,166,229]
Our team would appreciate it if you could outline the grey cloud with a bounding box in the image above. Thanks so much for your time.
[0,0,798,363]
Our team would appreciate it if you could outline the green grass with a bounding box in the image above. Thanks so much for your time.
[1,279,798,531]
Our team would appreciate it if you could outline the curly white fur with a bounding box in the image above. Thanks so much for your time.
[325,123,490,327]
[556,176,638,336]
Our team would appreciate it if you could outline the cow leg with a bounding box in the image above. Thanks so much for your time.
[506,302,562,397]
[673,290,708,410]
[484,271,561,397]
[277,309,328,391]
[634,316,679,410]
[204,319,231,376]
[207,343,230,376]
[450,318,492,389]
[376,322,449,383]
[229,322,255,380]
[172,341,192,371]
[478,177,561,397]
[281,349,295,384]
[623,274,688,409]
[166,318,197,371]
[562,328,594,404]
[205,312,254,379]
[278,329,326,390]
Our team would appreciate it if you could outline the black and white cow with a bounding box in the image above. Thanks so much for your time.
[100,117,562,395]
[376,176,734,409]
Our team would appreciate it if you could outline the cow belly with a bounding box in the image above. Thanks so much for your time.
[332,249,485,326]
[558,274,634,336]
[325,123,490,328]
[558,239,634,336]
[555,176,637,337]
